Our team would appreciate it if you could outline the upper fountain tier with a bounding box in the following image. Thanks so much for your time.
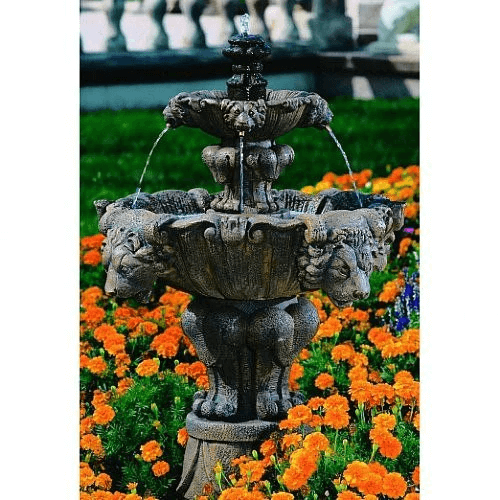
[163,32,333,214]
[163,33,332,143]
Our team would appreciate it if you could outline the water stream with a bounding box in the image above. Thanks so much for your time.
[324,124,362,208]
[132,125,171,208]
[239,131,245,213]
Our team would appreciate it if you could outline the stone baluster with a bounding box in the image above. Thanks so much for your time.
[105,0,127,52]
[143,0,170,50]
[309,0,353,50]
[272,0,300,42]
[216,0,239,43]
[179,0,207,48]
[244,0,270,40]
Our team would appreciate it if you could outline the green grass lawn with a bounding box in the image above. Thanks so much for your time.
[80,97,419,236]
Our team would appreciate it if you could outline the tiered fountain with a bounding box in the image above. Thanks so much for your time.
[95,18,404,499]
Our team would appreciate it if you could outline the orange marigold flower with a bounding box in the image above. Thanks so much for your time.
[315,372,334,390]
[368,461,388,477]
[152,460,170,477]
[398,237,413,257]
[138,321,159,336]
[82,306,106,326]
[80,416,94,435]
[378,278,403,303]
[348,365,368,382]
[367,326,392,349]
[196,375,209,390]
[271,493,295,500]
[412,466,420,485]
[94,472,112,490]
[331,343,355,362]
[372,413,397,430]
[349,380,373,403]
[80,434,104,456]
[123,495,141,500]
[83,249,102,266]
[412,413,420,431]
[323,408,350,429]
[281,433,302,449]
[349,352,369,367]
[218,487,252,500]
[80,462,95,488]
[382,472,407,498]
[368,370,382,383]
[378,435,402,459]
[324,394,349,412]
[177,427,189,447]
[103,333,126,356]
[81,286,103,305]
[343,461,370,487]
[357,472,383,496]
[260,439,277,457]
[289,362,304,391]
[86,356,108,375]
[81,234,105,250]
[93,324,117,342]
[299,348,311,360]
[303,431,329,452]
[140,440,163,462]
[136,359,159,377]
[336,490,362,500]
[187,361,207,379]
[404,202,419,219]
[239,460,266,482]
[81,493,92,500]
[282,466,310,491]
[174,362,190,376]
[117,378,134,396]
[93,404,116,425]
[92,492,114,500]
[287,405,313,425]
[307,397,325,410]
[404,493,420,500]
[364,495,378,500]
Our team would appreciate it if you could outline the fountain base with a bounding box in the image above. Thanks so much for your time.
[177,413,278,499]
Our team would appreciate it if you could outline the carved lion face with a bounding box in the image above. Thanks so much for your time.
[101,227,158,303]
[221,99,267,132]
[322,241,374,307]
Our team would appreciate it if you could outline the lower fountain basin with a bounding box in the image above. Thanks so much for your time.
[96,188,404,306]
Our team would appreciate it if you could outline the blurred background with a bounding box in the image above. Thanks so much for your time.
[80,0,419,235]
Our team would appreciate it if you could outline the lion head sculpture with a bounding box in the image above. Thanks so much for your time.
[220,98,267,132]
[298,207,401,307]
[95,206,179,303]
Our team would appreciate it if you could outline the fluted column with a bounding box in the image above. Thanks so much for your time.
[272,0,299,42]
[179,0,207,48]
[216,0,239,42]
[143,0,170,50]
[245,0,271,40]
[309,0,353,50]
[105,0,127,52]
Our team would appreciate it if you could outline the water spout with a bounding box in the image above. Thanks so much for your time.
[240,13,250,36]
[132,124,171,208]
[239,131,245,213]
[324,124,362,208]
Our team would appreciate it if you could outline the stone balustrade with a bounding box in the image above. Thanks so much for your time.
[80,0,362,52]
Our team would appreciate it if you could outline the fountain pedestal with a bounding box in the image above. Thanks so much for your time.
[178,414,278,498]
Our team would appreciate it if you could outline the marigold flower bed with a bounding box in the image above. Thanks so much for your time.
[80,166,420,500]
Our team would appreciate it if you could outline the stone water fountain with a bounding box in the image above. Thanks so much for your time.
[94,18,404,499]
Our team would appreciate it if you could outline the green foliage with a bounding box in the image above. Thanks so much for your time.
[96,372,196,497]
